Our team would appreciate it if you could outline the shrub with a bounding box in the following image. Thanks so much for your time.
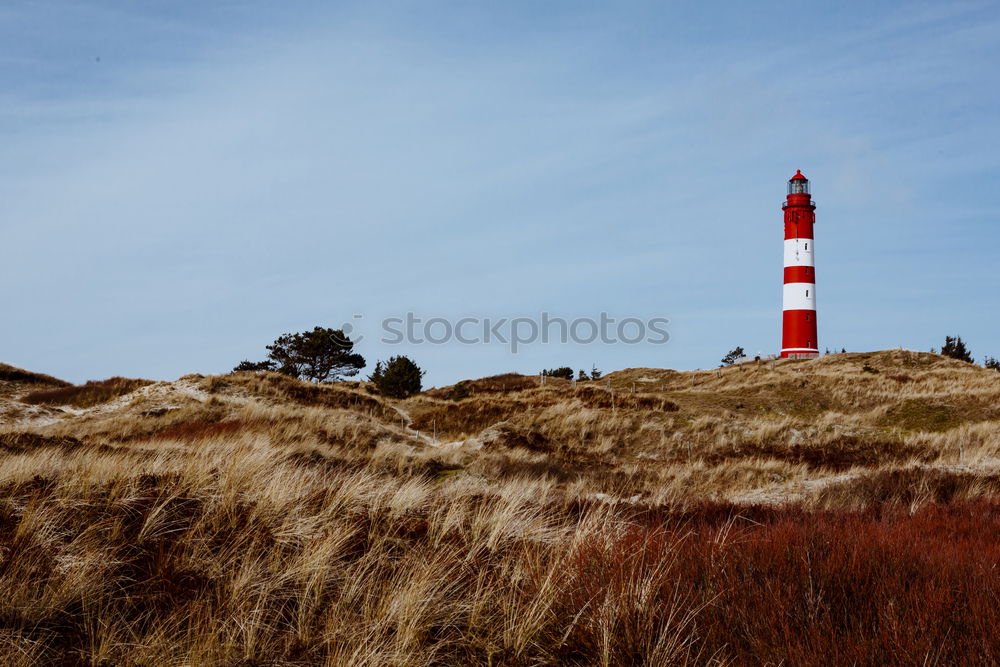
[941,335,973,363]
[450,382,470,401]
[232,360,276,372]
[369,356,425,399]
[721,346,745,366]
[540,367,574,380]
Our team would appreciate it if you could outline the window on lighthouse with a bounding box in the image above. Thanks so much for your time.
[805,289,809,297]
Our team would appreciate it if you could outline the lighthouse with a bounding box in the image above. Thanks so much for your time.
[781,170,819,358]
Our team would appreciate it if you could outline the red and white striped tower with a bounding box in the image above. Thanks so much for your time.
[781,170,819,358]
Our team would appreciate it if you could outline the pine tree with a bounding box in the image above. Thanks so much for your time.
[234,326,365,381]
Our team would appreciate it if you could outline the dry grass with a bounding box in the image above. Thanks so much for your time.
[0,363,69,389]
[21,377,154,408]
[423,372,542,398]
[1,350,1000,663]
[810,467,1000,509]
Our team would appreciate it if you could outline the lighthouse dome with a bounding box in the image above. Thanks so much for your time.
[788,170,810,194]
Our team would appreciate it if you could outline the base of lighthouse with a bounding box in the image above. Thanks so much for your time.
[780,309,818,359]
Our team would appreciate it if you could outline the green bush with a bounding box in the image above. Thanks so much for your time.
[370,356,425,399]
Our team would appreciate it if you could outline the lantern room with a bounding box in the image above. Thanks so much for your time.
[787,169,810,195]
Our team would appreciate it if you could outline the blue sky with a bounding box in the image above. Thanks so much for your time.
[1,1,998,386]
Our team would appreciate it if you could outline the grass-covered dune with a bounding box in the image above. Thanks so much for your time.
[1,350,999,664]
